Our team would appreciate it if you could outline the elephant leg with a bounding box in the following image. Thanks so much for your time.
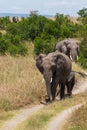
[70,76,75,92]
[66,76,75,96]
[51,77,59,100]
[60,83,65,99]
[66,83,72,96]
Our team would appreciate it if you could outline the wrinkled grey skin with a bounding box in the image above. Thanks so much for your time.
[56,38,80,62]
[66,71,75,96]
[58,71,75,97]
[36,52,72,102]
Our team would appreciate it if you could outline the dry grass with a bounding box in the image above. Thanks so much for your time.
[0,43,84,110]
[0,44,46,110]
[0,30,7,34]
[72,62,85,82]
[15,93,87,130]
[63,102,87,130]
[0,110,20,128]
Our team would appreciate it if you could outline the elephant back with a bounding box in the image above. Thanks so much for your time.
[55,52,72,82]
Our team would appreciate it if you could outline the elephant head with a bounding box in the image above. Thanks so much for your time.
[56,39,80,62]
[36,52,72,102]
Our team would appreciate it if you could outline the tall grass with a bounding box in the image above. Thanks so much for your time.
[63,103,87,130]
[0,44,84,110]
[15,93,87,130]
[0,44,46,110]
[0,110,20,128]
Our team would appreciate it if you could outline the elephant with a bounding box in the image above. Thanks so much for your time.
[36,51,72,102]
[57,71,75,97]
[56,38,80,62]
[12,16,18,23]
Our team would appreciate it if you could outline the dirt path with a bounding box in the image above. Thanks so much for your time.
[0,78,87,130]
[0,105,44,130]
[47,103,85,130]
[73,78,87,95]
[47,78,87,130]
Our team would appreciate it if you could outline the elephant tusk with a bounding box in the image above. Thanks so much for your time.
[50,78,53,83]
[77,56,78,60]
[70,53,73,61]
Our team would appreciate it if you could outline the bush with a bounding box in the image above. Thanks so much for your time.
[8,44,28,56]
[34,34,56,55]
[0,37,10,54]
[78,38,87,68]
[17,44,28,56]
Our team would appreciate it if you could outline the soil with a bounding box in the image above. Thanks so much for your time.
[0,105,44,130]
[0,77,87,130]
[47,77,87,130]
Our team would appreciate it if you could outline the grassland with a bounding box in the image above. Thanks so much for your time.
[0,110,20,128]
[0,43,46,111]
[0,43,86,129]
[15,93,87,130]
[63,102,87,130]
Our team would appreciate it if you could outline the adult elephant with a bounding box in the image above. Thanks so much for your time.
[12,16,18,23]
[56,38,80,62]
[36,52,72,102]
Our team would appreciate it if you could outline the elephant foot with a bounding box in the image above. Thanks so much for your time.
[40,97,52,105]
[66,93,72,97]
[45,98,51,103]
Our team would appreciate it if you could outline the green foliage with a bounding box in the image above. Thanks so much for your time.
[78,38,87,68]
[0,11,86,57]
[0,34,28,56]
[55,13,76,38]
[34,34,56,55]
[77,8,87,17]
[6,23,19,35]
[0,16,10,29]
[8,44,27,56]
[77,9,87,68]
[0,36,10,54]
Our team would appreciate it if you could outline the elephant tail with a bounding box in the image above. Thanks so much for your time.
[72,70,87,78]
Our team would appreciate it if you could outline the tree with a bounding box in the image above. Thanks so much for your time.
[77,8,87,17]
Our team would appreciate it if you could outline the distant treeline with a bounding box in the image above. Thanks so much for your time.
[0,8,87,67]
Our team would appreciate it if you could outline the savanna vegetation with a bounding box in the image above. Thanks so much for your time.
[0,8,87,67]
[63,102,87,130]
[15,93,87,130]
[0,8,87,129]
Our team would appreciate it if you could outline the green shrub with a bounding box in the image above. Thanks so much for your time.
[34,35,56,55]
[17,44,28,56]
[8,44,28,56]
[78,38,87,68]
[7,45,19,56]
[0,37,10,54]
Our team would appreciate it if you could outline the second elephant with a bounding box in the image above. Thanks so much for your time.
[56,38,80,62]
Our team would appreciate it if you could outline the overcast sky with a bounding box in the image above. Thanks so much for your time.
[0,0,87,16]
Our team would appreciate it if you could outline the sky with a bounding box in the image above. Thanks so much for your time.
[0,0,87,16]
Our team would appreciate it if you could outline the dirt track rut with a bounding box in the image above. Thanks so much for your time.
[1,78,87,130]
[0,105,44,130]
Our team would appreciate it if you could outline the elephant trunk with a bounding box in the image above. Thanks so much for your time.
[43,71,53,101]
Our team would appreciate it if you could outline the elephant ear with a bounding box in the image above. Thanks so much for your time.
[61,40,70,54]
[61,45,67,54]
[36,54,46,73]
